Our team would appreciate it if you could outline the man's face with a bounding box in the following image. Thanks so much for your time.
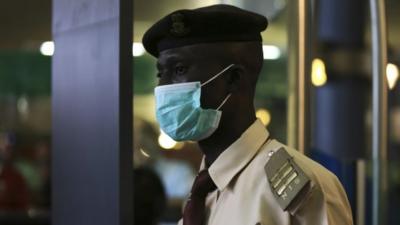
[156,44,232,110]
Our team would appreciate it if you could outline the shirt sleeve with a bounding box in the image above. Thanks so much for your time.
[289,175,354,225]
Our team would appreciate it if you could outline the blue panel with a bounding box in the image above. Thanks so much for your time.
[313,79,367,160]
[318,0,365,45]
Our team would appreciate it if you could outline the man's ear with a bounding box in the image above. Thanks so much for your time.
[226,64,245,93]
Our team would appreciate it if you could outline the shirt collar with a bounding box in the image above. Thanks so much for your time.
[199,119,269,191]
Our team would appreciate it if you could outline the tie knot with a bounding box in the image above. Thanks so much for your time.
[191,170,217,198]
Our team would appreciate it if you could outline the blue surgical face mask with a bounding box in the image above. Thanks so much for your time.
[154,64,235,141]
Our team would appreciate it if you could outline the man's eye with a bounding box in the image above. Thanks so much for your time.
[156,69,165,78]
[175,66,187,75]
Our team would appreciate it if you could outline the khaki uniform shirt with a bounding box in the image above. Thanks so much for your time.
[178,119,353,225]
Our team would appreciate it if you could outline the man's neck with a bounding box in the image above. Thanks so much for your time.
[198,113,256,167]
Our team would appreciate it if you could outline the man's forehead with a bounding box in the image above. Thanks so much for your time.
[157,48,188,65]
[158,43,230,61]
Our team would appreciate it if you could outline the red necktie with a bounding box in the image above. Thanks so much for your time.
[183,170,217,225]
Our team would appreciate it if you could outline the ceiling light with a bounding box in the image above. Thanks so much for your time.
[311,58,327,87]
[40,41,54,56]
[256,108,271,126]
[262,45,281,60]
[158,130,177,149]
[386,63,399,90]
[133,42,145,57]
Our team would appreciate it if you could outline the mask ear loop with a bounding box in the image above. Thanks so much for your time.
[200,64,235,87]
[216,93,232,110]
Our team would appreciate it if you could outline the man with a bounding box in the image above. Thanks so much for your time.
[142,4,353,225]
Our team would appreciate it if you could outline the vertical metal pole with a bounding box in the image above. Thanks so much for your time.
[369,0,388,225]
[287,0,312,154]
[356,160,366,225]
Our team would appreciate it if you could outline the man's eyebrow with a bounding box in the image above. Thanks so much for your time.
[158,55,183,67]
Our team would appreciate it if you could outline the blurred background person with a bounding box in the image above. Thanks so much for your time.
[134,167,166,225]
[0,132,29,211]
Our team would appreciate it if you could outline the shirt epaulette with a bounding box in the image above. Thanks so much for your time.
[264,147,311,211]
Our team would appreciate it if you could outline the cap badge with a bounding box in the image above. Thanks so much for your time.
[170,13,190,36]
